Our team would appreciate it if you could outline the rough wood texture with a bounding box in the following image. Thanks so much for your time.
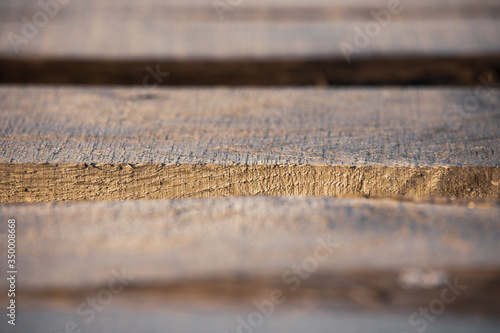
[0,86,499,202]
[1,197,499,314]
[0,0,499,84]
[1,164,499,203]
[1,87,499,166]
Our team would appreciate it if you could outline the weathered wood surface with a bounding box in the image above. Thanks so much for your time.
[0,86,499,202]
[0,0,499,84]
[0,197,499,314]
[1,87,499,166]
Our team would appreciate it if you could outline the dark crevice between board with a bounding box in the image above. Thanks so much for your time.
[17,269,500,316]
[0,55,499,86]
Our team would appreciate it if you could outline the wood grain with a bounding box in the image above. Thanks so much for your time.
[1,197,499,314]
[2,163,499,203]
[1,86,499,202]
[0,0,499,85]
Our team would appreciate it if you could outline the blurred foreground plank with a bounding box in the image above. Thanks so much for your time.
[0,0,499,84]
[0,197,499,319]
[0,86,499,203]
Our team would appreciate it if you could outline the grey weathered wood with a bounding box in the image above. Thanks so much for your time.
[0,0,499,84]
[1,0,499,58]
[1,86,499,166]
[0,86,499,202]
[0,197,499,314]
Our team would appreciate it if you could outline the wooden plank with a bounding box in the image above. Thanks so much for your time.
[0,86,499,202]
[1,0,499,58]
[0,0,499,84]
[1,197,499,315]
